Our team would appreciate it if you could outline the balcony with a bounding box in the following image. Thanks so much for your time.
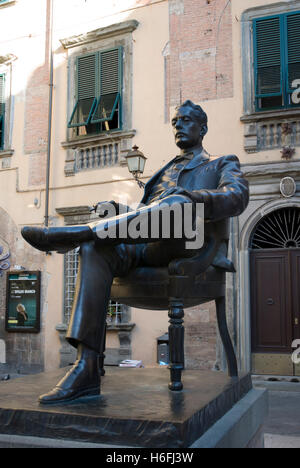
[75,142,120,171]
[241,109,300,154]
[61,129,136,176]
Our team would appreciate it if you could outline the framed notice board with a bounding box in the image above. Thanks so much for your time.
[6,271,41,333]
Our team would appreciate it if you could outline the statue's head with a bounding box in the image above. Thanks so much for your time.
[171,100,208,150]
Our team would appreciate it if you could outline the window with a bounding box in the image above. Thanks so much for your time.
[61,20,138,175]
[250,207,300,250]
[68,47,122,136]
[64,248,124,325]
[64,247,80,325]
[0,74,5,150]
[254,11,300,111]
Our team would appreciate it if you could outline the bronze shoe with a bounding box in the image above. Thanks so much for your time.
[21,226,93,253]
[39,345,101,404]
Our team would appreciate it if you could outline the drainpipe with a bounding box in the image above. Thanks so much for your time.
[45,0,54,227]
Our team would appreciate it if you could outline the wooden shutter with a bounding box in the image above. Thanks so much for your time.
[91,47,122,125]
[287,13,300,92]
[0,74,5,114]
[254,17,282,98]
[68,53,97,127]
[100,48,121,96]
[77,53,97,101]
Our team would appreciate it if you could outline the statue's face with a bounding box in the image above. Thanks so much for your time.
[171,106,204,150]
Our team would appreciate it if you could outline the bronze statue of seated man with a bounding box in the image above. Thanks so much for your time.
[22,100,249,404]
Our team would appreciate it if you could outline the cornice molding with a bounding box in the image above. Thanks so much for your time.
[60,20,139,49]
[242,160,300,178]
[241,108,300,124]
[0,54,17,65]
[56,206,91,217]
[0,149,14,158]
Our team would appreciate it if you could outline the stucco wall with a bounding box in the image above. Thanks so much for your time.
[0,0,298,374]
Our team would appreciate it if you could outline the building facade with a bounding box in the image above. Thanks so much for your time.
[0,0,299,377]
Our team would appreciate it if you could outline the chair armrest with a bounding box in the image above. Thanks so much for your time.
[168,236,218,277]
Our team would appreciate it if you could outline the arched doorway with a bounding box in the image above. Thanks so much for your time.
[250,207,300,376]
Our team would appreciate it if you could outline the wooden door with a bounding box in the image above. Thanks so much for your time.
[291,251,300,376]
[291,250,300,341]
[250,249,300,375]
[251,250,292,354]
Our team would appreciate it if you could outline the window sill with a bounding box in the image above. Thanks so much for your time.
[241,108,300,123]
[61,129,136,150]
[56,322,135,332]
[62,129,136,176]
[240,109,300,153]
[0,149,14,156]
[107,323,135,332]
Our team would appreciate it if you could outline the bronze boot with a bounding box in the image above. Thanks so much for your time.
[39,344,101,404]
[21,225,94,254]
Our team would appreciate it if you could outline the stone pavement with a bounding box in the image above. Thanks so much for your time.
[253,379,300,448]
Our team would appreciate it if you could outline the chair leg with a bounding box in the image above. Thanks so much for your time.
[168,299,184,391]
[215,296,238,377]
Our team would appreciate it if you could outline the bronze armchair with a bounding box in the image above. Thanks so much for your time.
[109,219,238,391]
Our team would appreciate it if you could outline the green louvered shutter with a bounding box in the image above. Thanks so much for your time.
[91,47,122,127]
[68,53,97,127]
[0,74,5,150]
[287,13,300,99]
[254,16,283,110]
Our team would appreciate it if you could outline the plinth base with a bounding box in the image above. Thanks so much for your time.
[0,367,253,448]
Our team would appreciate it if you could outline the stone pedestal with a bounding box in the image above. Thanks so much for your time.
[0,368,267,448]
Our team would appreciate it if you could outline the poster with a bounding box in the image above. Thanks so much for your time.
[6,271,41,333]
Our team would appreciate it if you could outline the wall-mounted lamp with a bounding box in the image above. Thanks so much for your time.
[125,145,147,189]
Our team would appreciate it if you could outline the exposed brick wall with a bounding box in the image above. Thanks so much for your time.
[24,76,49,156]
[169,0,234,107]
[24,57,49,184]
[184,301,217,370]
[24,0,51,187]
[28,152,47,187]
[169,0,234,369]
